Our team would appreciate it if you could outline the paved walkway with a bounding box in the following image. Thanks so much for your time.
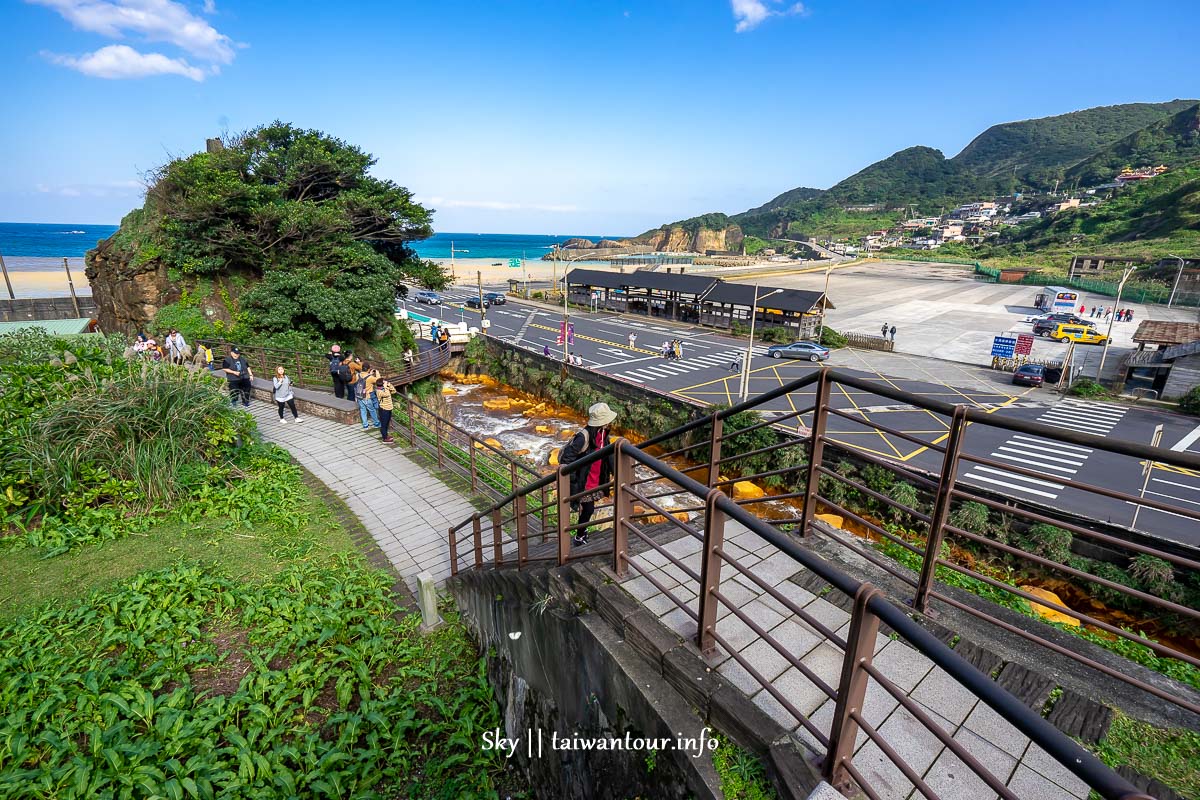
[251,405,474,590]
[620,521,1091,800]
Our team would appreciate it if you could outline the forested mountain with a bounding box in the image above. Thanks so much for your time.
[1064,103,1200,187]
[652,100,1199,245]
[951,100,1198,185]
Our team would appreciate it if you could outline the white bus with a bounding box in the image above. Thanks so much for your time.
[1035,286,1079,313]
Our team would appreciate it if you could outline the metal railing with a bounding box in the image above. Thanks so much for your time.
[198,338,451,391]
[446,367,1200,799]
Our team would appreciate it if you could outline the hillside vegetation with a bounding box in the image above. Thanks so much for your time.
[659,100,1200,247]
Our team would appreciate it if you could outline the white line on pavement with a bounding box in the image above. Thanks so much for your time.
[1011,434,1092,453]
[1171,424,1200,452]
[989,452,1078,473]
[972,466,1065,489]
[993,448,1083,469]
[964,474,1059,499]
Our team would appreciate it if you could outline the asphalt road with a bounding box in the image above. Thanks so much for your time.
[404,287,1200,549]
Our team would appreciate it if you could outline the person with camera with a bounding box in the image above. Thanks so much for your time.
[558,402,617,546]
[376,377,397,443]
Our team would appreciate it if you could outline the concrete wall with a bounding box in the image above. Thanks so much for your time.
[1163,354,1200,400]
[449,562,820,800]
[0,296,97,323]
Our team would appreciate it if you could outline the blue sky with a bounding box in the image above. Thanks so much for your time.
[1,0,1197,234]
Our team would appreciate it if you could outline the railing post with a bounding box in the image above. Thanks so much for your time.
[406,394,416,447]
[612,442,635,577]
[509,461,518,495]
[799,369,832,537]
[449,527,459,576]
[471,515,483,570]
[556,470,571,565]
[435,415,444,468]
[540,483,550,538]
[492,509,504,567]
[516,494,529,568]
[295,353,303,388]
[914,405,968,613]
[824,584,882,794]
[469,439,478,492]
[706,413,723,487]
[696,490,726,656]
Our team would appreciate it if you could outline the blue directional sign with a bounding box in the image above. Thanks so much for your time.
[991,335,1017,358]
[508,258,521,268]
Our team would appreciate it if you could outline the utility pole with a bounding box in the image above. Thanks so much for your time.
[562,261,571,363]
[0,248,14,303]
[62,257,81,317]
[817,262,832,343]
[739,285,782,402]
[1131,424,1164,530]
[1096,264,1137,382]
[1167,253,1186,308]
[477,270,486,335]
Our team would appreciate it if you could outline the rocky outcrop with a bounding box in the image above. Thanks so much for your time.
[84,237,179,335]
[561,238,596,250]
[594,239,625,249]
[637,225,744,254]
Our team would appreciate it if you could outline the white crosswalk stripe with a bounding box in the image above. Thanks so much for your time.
[963,401,1124,501]
[613,348,767,382]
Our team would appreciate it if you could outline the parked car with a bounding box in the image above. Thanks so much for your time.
[767,341,830,362]
[1033,317,1097,337]
[465,296,490,309]
[484,292,506,305]
[1026,312,1093,327]
[1012,364,1045,387]
[1047,323,1108,345]
[414,290,441,305]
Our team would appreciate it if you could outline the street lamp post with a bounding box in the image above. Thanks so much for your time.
[1167,253,1187,308]
[739,285,783,402]
[1095,264,1137,382]
[816,262,833,343]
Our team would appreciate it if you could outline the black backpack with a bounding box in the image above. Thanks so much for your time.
[329,355,341,376]
[337,363,352,383]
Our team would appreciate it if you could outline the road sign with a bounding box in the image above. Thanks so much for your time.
[991,335,1016,358]
[508,258,521,268]
[1016,333,1034,355]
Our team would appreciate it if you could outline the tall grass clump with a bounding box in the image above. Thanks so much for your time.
[21,363,251,509]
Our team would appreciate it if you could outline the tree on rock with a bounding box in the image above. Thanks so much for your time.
[86,122,445,339]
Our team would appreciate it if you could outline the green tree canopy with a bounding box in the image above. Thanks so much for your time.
[111,121,443,340]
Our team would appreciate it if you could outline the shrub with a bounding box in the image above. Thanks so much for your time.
[886,481,919,523]
[1069,378,1108,398]
[1018,523,1074,564]
[1180,386,1200,416]
[1128,554,1179,600]
[949,501,991,534]
[819,327,848,348]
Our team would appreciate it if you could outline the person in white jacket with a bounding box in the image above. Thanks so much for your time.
[166,329,188,364]
[272,366,304,424]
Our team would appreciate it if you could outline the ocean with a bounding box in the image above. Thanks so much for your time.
[0,223,624,262]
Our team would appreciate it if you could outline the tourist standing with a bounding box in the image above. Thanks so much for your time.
[354,364,380,430]
[403,347,414,376]
[543,343,552,358]
[1126,309,1134,322]
[628,332,637,349]
[889,325,897,342]
[337,355,356,402]
[674,339,683,360]
[376,378,396,443]
[193,342,214,371]
[326,345,344,397]
[1079,303,1085,314]
[165,329,188,364]
[559,402,617,546]
[272,366,303,424]
[880,323,889,339]
[221,346,252,407]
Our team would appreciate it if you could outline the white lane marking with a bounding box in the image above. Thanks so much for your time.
[1144,489,1200,508]
[1039,409,1124,425]
[964,474,1059,499]
[1012,434,1092,453]
[1151,477,1200,495]
[995,446,1086,466]
[990,452,1079,473]
[621,374,644,383]
[1037,419,1118,435]
[1171,425,1200,452]
[972,466,1065,489]
[1123,499,1196,520]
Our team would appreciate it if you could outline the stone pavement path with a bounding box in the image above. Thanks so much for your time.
[619,521,1091,800]
[250,404,475,590]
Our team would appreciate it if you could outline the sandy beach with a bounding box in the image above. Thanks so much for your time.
[433,256,627,288]
[2,268,92,299]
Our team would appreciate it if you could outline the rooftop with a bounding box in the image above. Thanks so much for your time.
[1131,320,1200,347]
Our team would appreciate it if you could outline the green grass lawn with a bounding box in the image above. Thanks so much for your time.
[0,468,509,799]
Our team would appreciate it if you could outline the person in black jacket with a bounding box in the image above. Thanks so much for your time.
[326,345,344,398]
[558,402,618,545]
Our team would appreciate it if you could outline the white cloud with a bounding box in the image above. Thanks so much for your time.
[33,178,145,197]
[731,0,807,32]
[416,196,579,213]
[45,44,206,80]
[29,0,236,62]
[202,0,215,13]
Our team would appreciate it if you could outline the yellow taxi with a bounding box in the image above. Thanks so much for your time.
[1051,323,1108,345]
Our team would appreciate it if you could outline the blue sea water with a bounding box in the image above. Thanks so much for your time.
[0,223,624,262]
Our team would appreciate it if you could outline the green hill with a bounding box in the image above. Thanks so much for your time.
[951,100,1198,186]
[678,100,1199,243]
[1064,103,1200,187]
